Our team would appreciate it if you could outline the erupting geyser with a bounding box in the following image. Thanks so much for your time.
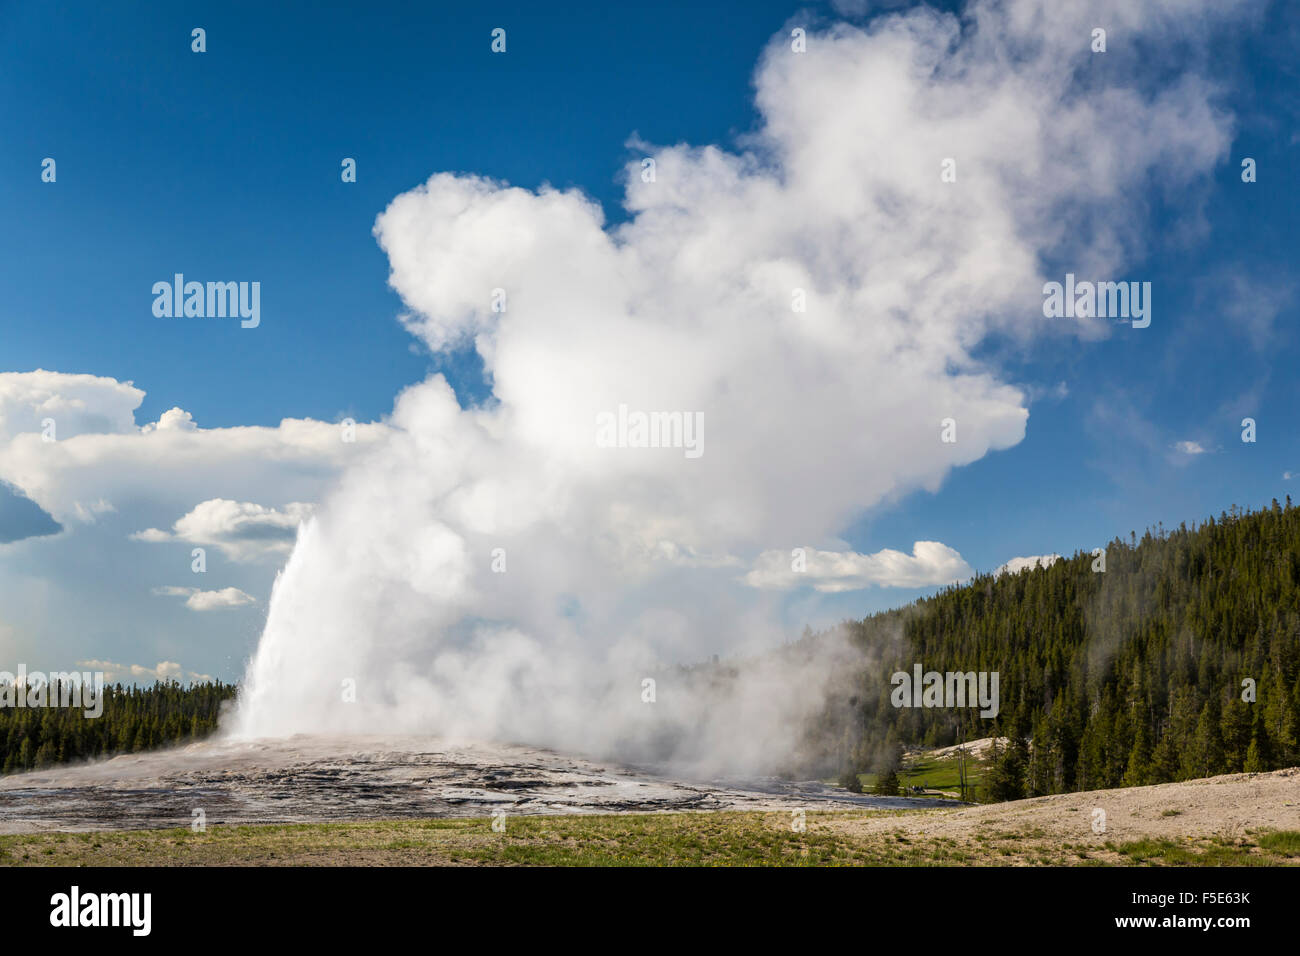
[231,1,1234,773]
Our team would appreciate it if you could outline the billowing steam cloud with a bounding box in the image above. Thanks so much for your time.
[230,0,1240,771]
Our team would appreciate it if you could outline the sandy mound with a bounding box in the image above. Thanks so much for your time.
[919,737,1009,760]
[825,766,1300,846]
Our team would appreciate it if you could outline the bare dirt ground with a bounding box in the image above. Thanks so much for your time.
[0,734,953,834]
[822,766,1300,851]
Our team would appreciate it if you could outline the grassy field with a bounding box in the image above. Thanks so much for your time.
[3,811,1299,866]
[857,754,987,799]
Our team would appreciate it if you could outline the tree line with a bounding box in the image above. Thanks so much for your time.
[809,498,1300,801]
[1,680,236,775]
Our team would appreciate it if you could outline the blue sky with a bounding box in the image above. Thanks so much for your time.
[1,0,1297,682]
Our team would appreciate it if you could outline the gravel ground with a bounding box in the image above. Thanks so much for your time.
[0,734,956,833]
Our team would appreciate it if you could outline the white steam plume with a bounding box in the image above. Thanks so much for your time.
[230,0,1241,771]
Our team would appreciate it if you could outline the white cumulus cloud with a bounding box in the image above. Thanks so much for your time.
[745,543,973,592]
[152,585,257,611]
[0,369,387,675]
[996,554,1062,576]
[0,370,388,532]
[133,499,314,562]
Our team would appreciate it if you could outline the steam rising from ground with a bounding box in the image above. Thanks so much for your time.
[230,0,1240,772]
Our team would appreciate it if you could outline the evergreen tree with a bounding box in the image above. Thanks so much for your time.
[1244,707,1273,772]
[1123,714,1153,787]
[1,681,236,776]
[802,500,1300,801]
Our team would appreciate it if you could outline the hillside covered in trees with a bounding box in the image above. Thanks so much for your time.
[0,681,235,775]
[815,499,1300,800]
